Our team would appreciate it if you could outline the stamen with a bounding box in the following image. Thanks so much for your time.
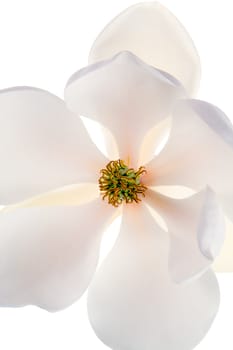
[99,159,147,207]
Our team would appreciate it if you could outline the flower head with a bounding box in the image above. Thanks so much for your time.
[0,3,232,350]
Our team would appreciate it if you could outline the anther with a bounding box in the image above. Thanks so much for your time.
[99,159,147,207]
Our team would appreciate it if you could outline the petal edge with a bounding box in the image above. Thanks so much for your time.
[89,2,201,95]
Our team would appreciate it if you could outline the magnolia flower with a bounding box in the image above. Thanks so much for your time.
[0,2,232,350]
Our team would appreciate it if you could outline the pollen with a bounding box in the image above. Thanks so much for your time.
[99,159,147,207]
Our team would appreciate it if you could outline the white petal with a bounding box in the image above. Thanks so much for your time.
[213,218,233,272]
[217,197,233,271]
[65,52,185,166]
[146,99,233,205]
[220,193,233,222]
[146,188,225,282]
[88,204,220,350]
[81,116,119,160]
[0,87,107,204]
[138,117,171,165]
[4,183,100,210]
[0,198,114,311]
[89,2,201,96]
[152,185,195,199]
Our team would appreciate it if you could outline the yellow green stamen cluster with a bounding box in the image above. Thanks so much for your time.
[99,159,147,207]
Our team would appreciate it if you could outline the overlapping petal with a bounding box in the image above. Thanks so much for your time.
[89,2,201,96]
[146,99,233,220]
[146,188,225,282]
[0,87,107,204]
[88,204,219,350]
[65,51,185,166]
[0,198,114,311]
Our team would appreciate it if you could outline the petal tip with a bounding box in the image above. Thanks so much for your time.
[89,1,201,95]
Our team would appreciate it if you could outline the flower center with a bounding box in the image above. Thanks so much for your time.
[99,159,147,207]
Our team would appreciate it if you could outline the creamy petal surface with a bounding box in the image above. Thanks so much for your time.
[88,204,219,350]
[146,99,233,217]
[65,51,185,166]
[89,2,201,96]
[146,188,225,282]
[0,199,114,311]
[213,218,233,272]
[0,87,107,204]
[3,183,100,210]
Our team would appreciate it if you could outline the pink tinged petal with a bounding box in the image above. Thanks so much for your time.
[146,99,233,217]
[87,204,220,350]
[0,199,114,311]
[0,87,107,204]
[146,188,225,282]
[89,3,201,96]
[65,51,185,166]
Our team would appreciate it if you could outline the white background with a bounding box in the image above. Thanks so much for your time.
[0,0,233,349]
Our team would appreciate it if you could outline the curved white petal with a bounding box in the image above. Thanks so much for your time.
[0,198,114,311]
[88,204,220,350]
[0,87,107,204]
[65,52,185,166]
[146,188,225,282]
[146,99,233,218]
[89,2,201,96]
